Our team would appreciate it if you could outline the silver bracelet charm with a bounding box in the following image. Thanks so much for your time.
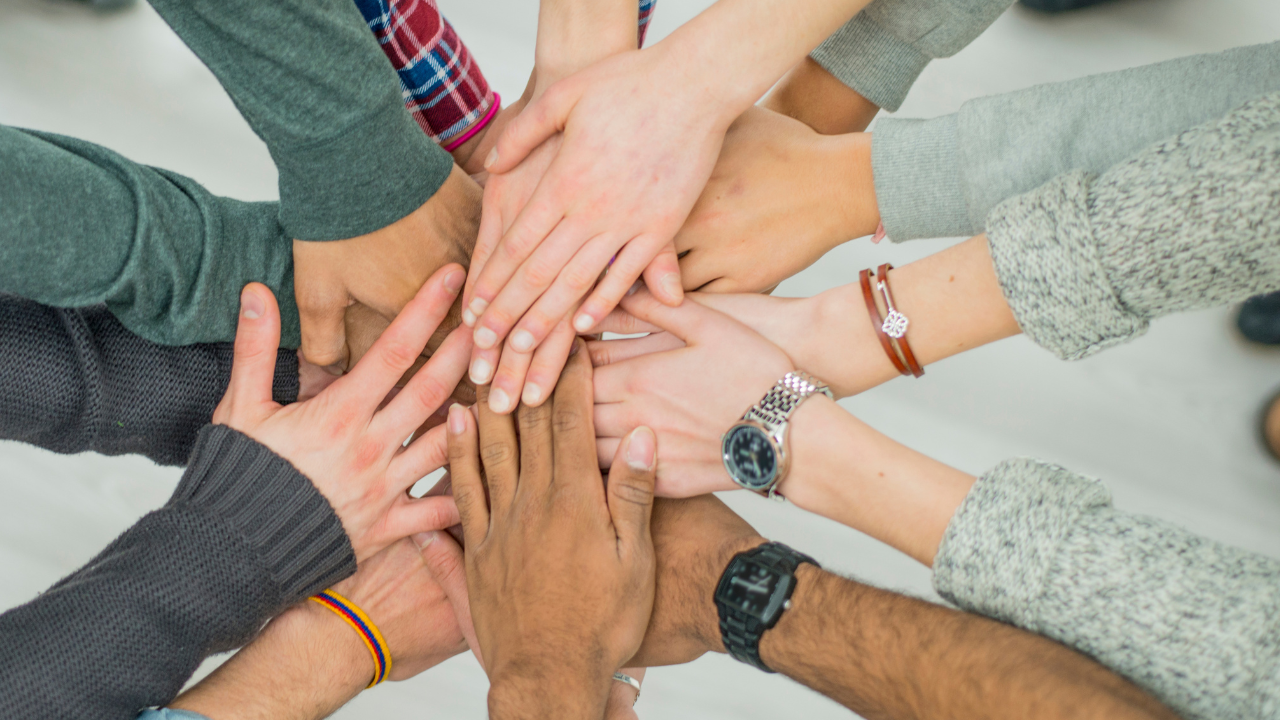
[876,279,909,339]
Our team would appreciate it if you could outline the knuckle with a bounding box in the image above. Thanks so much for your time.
[378,339,420,373]
[353,437,387,470]
[522,258,558,289]
[480,439,515,467]
[611,477,653,508]
[552,407,584,434]
[563,263,600,293]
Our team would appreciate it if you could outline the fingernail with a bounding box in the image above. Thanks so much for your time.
[661,273,682,300]
[573,313,595,333]
[462,307,477,326]
[474,326,498,350]
[510,329,534,352]
[626,281,641,297]
[444,269,465,294]
[412,531,437,550]
[626,426,657,471]
[488,387,511,413]
[241,288,264,320]
[872,222,886,244]
[470,357,493,384]
[321,362,345,377]
[483,147,498,170]
[467,298,489,322]
[448,404,466,434]
[521,383,542,405]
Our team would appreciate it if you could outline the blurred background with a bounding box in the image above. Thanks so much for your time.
[1,0,1278,717]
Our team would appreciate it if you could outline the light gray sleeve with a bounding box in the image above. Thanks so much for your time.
[985,89,1280,360]
[872,41,1280,241]
[933,459,1280,720]
[810,0,1014,112]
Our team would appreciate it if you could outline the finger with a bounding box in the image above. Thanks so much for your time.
[587,332,683,368]
[574,234,671,334]
[416,530,484,669]
[342,264,466,413]
[476,384,521,516]
[508,232,620,348]
[641,241,684,305]
[596,437,620,470]
[464,199,565,336]
[485,82,573,174]
[469,343,501,387]
[463,185,506,319]
[375,326,472,440]
[592,360,635,405]
[487,340,533,414]
[390,424,449,493]
[520,314,576,407]
[606,426,657,549]
[618,289,721,344]
[593,306,661,336]
[473,220,601,353]
[383,494,462,540]
[516,390,553,495]
[548,340,605,503]
[592,401,636,440]
[675,248,722,294]
[296,277,351,368]
[220,284,285,419]
[446,403,489,547]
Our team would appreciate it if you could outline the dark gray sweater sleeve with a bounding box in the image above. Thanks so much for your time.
[144,0,453,241]
[0,295,298,466]
[0,425,356,720]
[986,90,1280,360]
[934,460,1280,720]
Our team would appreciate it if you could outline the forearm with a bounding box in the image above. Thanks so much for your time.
[536,0,639,83]
[170,605,369,720]
[0,297,297,466]
[762,567,1178,720]
[148,0,452,241]
[760,57,880,134]
[935,460,1280,719]
[0,126,299,346]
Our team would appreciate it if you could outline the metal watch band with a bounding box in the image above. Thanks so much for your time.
[744,372,834,428]
[717,542,820,673]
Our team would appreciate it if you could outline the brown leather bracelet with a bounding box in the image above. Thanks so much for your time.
[875,263,924,377]
[860,268,910,376]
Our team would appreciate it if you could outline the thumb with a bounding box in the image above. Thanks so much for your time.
[607,426,657,549]
[485,82,575,175]
[296,279,351,369]
[416,531,484,670]
[642,241,684,307]
[219,284,283,421]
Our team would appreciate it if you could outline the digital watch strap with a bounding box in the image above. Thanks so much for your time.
[714,542,820,673]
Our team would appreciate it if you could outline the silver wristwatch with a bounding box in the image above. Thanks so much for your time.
[721,372,833,499]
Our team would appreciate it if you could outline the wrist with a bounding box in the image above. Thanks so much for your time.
[826,131,879,242]
[489,669,610,720]
[797,285,899,398]
[701,535,771,654]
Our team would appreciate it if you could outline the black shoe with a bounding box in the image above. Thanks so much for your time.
[1019,0,1118,12]
[1238,291,1280,345]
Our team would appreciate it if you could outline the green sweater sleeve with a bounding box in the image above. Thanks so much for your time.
[0,125,300,347]
[145,0,453,241]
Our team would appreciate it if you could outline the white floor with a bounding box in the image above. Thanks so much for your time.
[2,0,1279,717]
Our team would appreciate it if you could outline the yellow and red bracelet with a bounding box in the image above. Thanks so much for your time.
[309,589,393,688]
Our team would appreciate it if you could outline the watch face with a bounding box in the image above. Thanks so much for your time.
[719,559,793,622]
[722,424,778,491]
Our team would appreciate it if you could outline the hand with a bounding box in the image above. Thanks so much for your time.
[591,290,796,497]
[212,266,471,561]
[629,495,765,667]
[448,344,659,718]
[760,56,881,135]
[463,45,715,367]
[674,107,878,293]
[293,165,481,368]
[342,302,478,407]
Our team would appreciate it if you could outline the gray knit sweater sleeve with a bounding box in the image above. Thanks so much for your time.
[810,0,1013,111]
[0,425,356,719]
[986,90,1280,360]
[933,459,1280,720]
[0,295,298,466]
[872,41,1280,240]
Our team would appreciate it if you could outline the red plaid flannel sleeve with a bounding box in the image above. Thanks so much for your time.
[356,0,658,148]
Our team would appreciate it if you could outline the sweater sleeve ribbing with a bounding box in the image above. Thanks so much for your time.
[0,296,298,466]
[933,459,1280,720]
[0,425,355,719]
[986,91,1280,360]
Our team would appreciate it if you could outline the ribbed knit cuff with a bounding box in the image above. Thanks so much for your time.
[986,170,1149,360]
[275,98,454,242]
[810,13,931,113]
[871,114,973,241]
[171,425,356,603]
[272,348,300,405]
[932,458,1111,629]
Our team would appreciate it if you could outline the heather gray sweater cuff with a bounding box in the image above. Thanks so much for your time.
[276,100,453,242]
[986,170,1148,360]
[932,458,1110,628]
[810,13,930,112]
[174,425,355,602]
[871,115,972,240]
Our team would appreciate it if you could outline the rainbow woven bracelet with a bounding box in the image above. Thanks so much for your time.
[309,589,393,687]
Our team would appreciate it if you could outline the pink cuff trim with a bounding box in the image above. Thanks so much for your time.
[443,92,501,152]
